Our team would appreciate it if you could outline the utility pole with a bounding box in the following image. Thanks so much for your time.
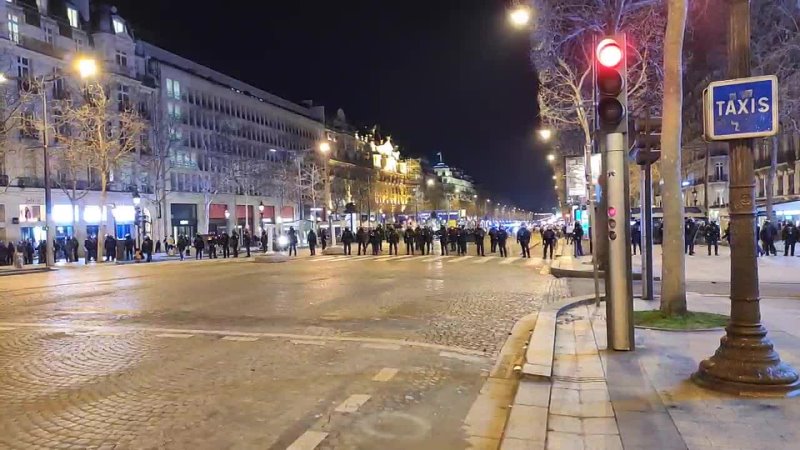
[692,0,799,396]
[634,114,661,301]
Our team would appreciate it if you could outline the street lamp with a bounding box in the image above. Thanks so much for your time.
[258,201,265,234]
[426,178,435,187]
[538,128,552,141]
[318,140,334,244]
[319,141,331,153]
[0,56,99,267]
[508,3,532,27]
[547,154,556,162]
[224,209,230,219]
[132,192,141,206]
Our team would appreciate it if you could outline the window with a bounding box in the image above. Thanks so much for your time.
[117,84,130,109]
[16,56,30,79]
[115,50,127,68]
[8,13,19,43]
[67,7,79,28]
[43,26,54,44]
[112,18,125,34]
[167,102,182,120]
[714,162,724,180]
[74,37,84,51]
[166,78,180,100]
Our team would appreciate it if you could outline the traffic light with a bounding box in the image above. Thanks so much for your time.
[595,35,628,134]
[633,115,662,165]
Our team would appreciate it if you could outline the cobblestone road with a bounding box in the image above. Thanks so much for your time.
[0,252,556,449]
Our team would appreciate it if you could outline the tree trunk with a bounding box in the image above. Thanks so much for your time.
[766,136,778,220]
[98,175,108,262]
[659,0,689,316]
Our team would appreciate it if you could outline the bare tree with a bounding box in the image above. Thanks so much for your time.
[59,82,146,254]
[196,138,231,234]
[267,158,300,222]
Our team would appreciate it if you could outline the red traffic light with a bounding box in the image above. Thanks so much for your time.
[596,38,623,68]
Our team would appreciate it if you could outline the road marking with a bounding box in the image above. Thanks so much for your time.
[155,333,194,339]
[525,258,543,267]
[341,255,373,262]
[448,256,473,263]
[421,256,443,262]
[309,256,339,262]
[373,255,393,261]
[286,430,328,450]
[500,257,522,265]
[540,264,551,275]
[472,256,495,264]
[0,322,487,356]
[221,336,259,342]
[439,351,487,364]
[335,394,371,413]
[0,327,16,331]
[377,254,410,262]
[399,255,426,262]
[291,340,327,346]
[372,368,399,382]
[362,343,401,350]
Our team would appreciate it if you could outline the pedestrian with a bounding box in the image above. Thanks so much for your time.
[193,234,205,259]
[142,235,154,262]
[387,226,399,255]
[438,225,448,256]
[783,222,798,256]
[573,222,584,257]
[448,227,458,252]
[230,230,240,258]
[760,219,778,256]
[457,226,468,256]
[320,228,328,251]
[261,230,268,253]
[341,227,354,255]
[497,227,508,257]
[376,225,385,252]
[288,227,298,256]
[425,226,434,254]
[243,230,252,257]
[124,234,134,261]
[220,232,230,258]
[167,235,176,255]
[404,226,415,255]
[632,220,642,255]
[154,238,161,255]
[489,226,498,253]
[517,224,531,258]
[706,220,721,256]
[208,234,218,259]
[542,227,556,260]
[26,240,35,264]
[474,225,486,256]
[369,228,380,255]
[356,227,368,256]
[308,229,318,256]
[177,235,187,261]
[684,218,697,256]
[6,241,14,265]
[415,226,426,255]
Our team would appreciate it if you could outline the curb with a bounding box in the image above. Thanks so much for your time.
[521,294,604,380]
[634,325,724,332]
[253,254,290,263]
[0,267,52,277]
[549,265,648,280]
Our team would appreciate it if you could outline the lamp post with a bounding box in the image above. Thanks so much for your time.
[508,3,532,28]
[4,57,99,267]
[132,192,141,250]
[318,141,335,245]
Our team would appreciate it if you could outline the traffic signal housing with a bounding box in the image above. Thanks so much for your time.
[595,35,628,135]
[633,115,662,166]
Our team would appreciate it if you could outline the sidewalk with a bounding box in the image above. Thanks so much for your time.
[551,245,800,284]
[503,293,800,449]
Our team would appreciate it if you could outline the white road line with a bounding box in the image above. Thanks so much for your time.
[309,256,339,262]
[540,264,551,275]
[0,327,17,331]
[439,351,487,364]
[155,333,194,339]
[221,336,259,342]
[421,256,443,262]
[361,343,401,350]
[341,255,373,262]
[372,368,399,382]
[377,255,410,262]
[373,255,393,261]
[335,394,371,413]
[448,256,473,263]
[500,257,522,265]
[472,256,495,264]
[525,259,543,267]
[399,255,426,262]
[286,430,329,450]
[290,340,327,346]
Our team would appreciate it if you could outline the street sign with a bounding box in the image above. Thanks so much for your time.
[704,75,778,140]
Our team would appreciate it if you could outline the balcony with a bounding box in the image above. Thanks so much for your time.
[16,177,45,189]
[19,35,66,60]
[707,174,728,183]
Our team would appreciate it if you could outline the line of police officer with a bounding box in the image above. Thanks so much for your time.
[336,224,539,258]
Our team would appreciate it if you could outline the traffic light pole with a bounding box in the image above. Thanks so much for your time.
[640,162,654,300]
[605,132,634,351]
[692,0,800,396]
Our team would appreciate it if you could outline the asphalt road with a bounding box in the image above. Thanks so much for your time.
[0,251,555,449]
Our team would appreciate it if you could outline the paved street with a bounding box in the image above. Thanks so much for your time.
[0,250,554,449]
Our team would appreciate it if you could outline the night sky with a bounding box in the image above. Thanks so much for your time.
[112,0,552,211]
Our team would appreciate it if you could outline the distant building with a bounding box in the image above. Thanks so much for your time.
[431,154,477,211]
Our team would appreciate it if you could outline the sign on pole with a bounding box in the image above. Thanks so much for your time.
[565,157,587,197]
[704,75,779,140]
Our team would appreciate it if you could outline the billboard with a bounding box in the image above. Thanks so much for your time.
[566,156,587,197]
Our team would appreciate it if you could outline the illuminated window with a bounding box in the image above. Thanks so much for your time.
[166,78,181,100]
[67,7,79,28]
[112,18,125,34]
[7,13,19,43]
[115,50,127,67]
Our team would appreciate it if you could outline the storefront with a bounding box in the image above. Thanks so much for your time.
[19,204,45,243]
[236,205,255,232]
[112,205,136,239]
[208,203,228,234]
[171,203,198,238]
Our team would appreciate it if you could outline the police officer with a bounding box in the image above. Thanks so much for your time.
[404,227,415,255]
[356,227,368,255]
[497,227,508,257]
[425,227,434,254]
[230,230,240,258]
[220,232,230,258]
[369,228,380,255]
[308,229,318,256]
[341,227,354,255]
[542,227,556,260]
[387,226,400,255]
[489,226,498,253]
[706,220,721,256]
[474,225,486,256]
[517,224,531,258]
[438,225,448,255]
[415,226,426,255]
[457,226,468,256]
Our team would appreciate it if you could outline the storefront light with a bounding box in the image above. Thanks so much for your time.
[83,205,103,224]
[112,205,136,222]
[52,205,74,224]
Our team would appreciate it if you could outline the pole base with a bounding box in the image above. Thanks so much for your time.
[692,329,800,397]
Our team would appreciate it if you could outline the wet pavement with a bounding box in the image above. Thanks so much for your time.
[0,252,553,449]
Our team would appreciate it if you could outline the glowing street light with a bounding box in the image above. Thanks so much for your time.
[132,192,141,206]
[75,57,99,79]
[537,128,552,141]
[508,4,532,27]
[426,178,435,187]
[319,141,331,153]
[547,154,556,162]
